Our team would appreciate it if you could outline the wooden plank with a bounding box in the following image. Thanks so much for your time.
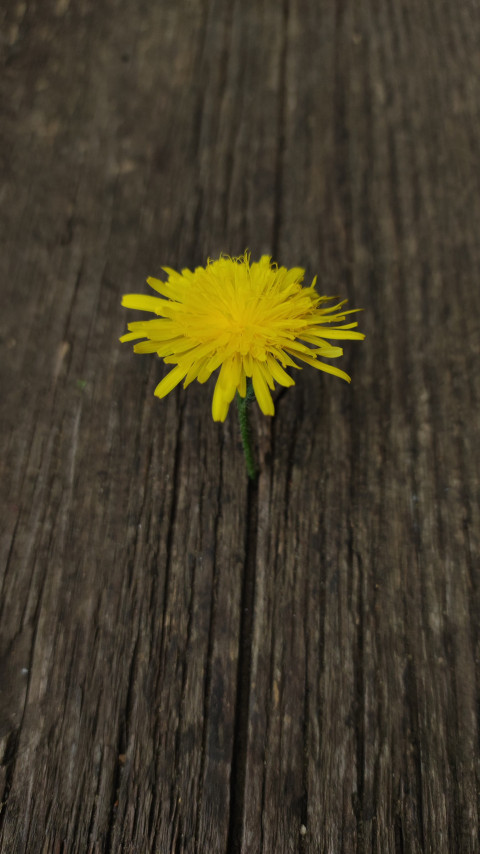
[1,0,479,851]
[238,0,480,851]
[0,1,248,851]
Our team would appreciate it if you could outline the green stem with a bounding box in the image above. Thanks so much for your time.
[236,380,257,480]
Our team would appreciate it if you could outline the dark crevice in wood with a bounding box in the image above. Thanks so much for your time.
[165,449,191,825]
[186,0,210,164]
[170,553,196,819]
[259,598,276,854]
[271,0,289,261]
[333,0,354,292]
[403,651,426,852]
[0,729,19,833]
[219,0,242,238]
[0,515,19,621]
[2,526,58,820]
[123,634,140,750]
[194,456,222,850]
[238,178,248,260]
[399,326,428,853]
[385,85,428,854]
[17,449,57,635]
[351,543,366,853]
[462,500,480,791]
[226,476,258,854]
[104,636,139,854]
[275,379,303,506]
[335,0,367,841]
[86,739,105,851]
[126,430,154,595]
[158,399,185,677]
[102,717,124,854]
[389,54,440,850]
[403,468,428,844]
[299,607,310,854]
[173,812,184,854]
[147,790,157,847]
[62,258,84,344]
[394,811,405,854]
[192,187,204,266]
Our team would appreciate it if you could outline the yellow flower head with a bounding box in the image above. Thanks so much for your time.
[120,252,364,422]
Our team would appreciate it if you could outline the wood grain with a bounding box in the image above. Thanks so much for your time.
[1,0,479,851]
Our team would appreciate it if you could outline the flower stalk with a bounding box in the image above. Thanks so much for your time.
[236,379,257,480]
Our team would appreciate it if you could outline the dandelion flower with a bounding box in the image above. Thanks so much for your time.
[120,252,364,423]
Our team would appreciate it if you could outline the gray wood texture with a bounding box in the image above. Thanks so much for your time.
[1,0,480,851]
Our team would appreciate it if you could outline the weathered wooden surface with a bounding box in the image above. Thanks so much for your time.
[1,0,480,851]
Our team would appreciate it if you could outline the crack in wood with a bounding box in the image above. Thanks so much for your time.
[227,478,258,854]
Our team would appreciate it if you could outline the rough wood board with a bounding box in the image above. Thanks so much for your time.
[1,0,479,852]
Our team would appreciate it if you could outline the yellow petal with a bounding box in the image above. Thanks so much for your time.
[147,276,179,300]
[295,352,351,382]
[183,357,209,388]
[237,371,247,397]
[119,331,142,343]
[266,355,295,387]
[269,347,299,369]
[133,341,163,354]
[256,359,275,390]
[316,327,364,339]
[126,318,178,339]
[217,356,241,402]
[252,362,275,415]
[198,362,216,383]
[154,365,188,398]
[121,294,166,314]
[243,352,254,377]
[212,380,230,422]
